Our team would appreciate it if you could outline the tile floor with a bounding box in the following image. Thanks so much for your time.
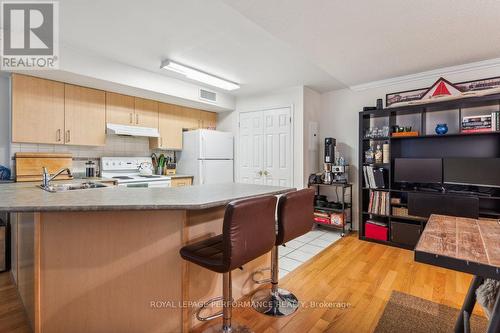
[278,226,344,278]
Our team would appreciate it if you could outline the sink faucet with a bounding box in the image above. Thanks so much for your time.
[41,167,72,188]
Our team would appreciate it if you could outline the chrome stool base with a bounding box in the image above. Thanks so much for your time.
[251,287,299,317]
[202,321,253,333]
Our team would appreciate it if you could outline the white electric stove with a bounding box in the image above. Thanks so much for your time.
[101,157,171,188]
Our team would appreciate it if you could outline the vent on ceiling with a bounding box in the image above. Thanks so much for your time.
[199,89,217,103]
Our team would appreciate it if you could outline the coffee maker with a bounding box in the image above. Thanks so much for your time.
[322,138,336,184]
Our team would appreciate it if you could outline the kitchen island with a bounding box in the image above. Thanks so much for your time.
[0,182,292,333]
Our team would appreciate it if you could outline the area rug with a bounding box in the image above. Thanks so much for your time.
[374,291,488,333]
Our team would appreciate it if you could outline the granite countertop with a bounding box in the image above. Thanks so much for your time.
[0,181,292,212]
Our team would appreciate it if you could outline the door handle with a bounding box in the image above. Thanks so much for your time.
[263,170,270,176]
[66,130,71,143]
[258,171,263,176]
[129,113,133,124]
[136,114,139,124]
[56,129,61,142]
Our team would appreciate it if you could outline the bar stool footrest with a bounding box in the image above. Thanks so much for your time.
[196,296,224,321]
[251,267,272,284]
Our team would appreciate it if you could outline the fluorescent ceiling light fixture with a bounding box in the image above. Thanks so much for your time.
[161,59,240,91]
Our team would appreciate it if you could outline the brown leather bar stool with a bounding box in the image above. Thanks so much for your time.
[180,195,277,333]
[251,188,315,316]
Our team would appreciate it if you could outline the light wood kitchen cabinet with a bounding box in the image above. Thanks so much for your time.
[150,103,183,150]
[12,74,65,144]
[106,92,135,126]
[200,110,217,129]
[171,177,193,187]
[134,97,159,128]
[65,84,106,146]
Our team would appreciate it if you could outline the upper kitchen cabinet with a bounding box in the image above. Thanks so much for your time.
[150,103,183,150]
[200,110,217,129]
[134,97,159,128]
[106,92,135,126]
[12,74,65,145]
[64,84,106,146]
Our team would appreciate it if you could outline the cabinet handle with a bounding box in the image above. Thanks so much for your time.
[129,113,133,124]
[136,114,139,124]
[56,129,61,142]
[160,137,163,147]
[66,130,71,143]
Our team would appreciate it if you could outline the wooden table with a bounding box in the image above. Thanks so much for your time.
[415,214,500,333]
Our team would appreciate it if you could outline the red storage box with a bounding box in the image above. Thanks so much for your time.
[365,222,388,241]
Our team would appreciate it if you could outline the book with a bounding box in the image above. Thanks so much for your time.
[367,166,377,189]
[462,128,493,133]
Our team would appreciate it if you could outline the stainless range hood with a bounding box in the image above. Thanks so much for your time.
[106,123,160,138]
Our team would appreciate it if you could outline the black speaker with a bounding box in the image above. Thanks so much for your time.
[408,193,479,219]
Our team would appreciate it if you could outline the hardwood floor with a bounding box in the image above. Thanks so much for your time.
[0,234,484,333]
[193,234,484,333]
[0,272,31,333]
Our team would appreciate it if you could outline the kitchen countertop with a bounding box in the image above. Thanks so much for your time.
[0,181,292,212]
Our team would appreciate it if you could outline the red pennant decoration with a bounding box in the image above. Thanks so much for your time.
[432,81,451,97]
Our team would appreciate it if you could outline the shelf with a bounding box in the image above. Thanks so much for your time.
[361,187,390,191]
[363,163,390,167]
[309,183,352,188]
[390,131,500,140]
[362,211,427,222]
[362,137,390,141]
[479,209,500,217]
[315,205,350,213]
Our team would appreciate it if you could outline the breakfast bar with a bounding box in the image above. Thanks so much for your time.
[0,182,292,333]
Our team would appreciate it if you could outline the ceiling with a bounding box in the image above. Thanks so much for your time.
[222,0,500,87]
[59,0,343,96]
[60,0,500,96]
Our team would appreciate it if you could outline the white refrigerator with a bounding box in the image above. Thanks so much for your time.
[176,129,234,185]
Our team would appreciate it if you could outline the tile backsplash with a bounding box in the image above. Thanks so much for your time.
[8,135,173,177]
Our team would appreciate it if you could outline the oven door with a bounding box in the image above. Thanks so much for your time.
[118,181,171,188]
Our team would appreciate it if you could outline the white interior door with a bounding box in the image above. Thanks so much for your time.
[238,107,292,186]
[238,111,264,184]
[262,108,292,186]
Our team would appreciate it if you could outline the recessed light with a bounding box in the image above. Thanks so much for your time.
[160,59,240,91]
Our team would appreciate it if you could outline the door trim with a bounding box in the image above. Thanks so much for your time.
[236,105,294,186]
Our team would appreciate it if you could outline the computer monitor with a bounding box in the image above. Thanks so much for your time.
[394,158,443,184]
[443,158,500,188]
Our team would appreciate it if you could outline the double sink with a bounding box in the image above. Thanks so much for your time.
[39,182,109,193]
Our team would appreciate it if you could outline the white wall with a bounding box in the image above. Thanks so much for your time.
[320,66,500,230]
[218,86,307,189]
[0,76,10,170]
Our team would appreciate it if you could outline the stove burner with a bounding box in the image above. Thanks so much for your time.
[112,176,134,180]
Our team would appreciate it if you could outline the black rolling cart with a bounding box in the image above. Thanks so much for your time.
[308,182,353,237]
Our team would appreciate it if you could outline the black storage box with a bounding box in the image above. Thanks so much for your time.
[390,221,421,248]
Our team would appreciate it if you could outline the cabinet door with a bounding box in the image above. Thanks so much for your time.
[134,97,158,128]
[151,103,183,150]
[171,177,192,187]
[178,107,201,130]
[106,92,134,126]
[200,111,217,129]
[64,84,106,146]
[12,74,65,144]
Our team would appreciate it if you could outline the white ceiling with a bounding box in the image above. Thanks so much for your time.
[59,0,500,96]
[59,0,343,96]
[222,0,500,86]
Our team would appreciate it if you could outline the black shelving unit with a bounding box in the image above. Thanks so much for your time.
[309,182,352,237]
[359,93,500,249]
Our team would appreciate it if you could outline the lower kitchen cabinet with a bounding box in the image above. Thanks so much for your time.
[171,177,193,187]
